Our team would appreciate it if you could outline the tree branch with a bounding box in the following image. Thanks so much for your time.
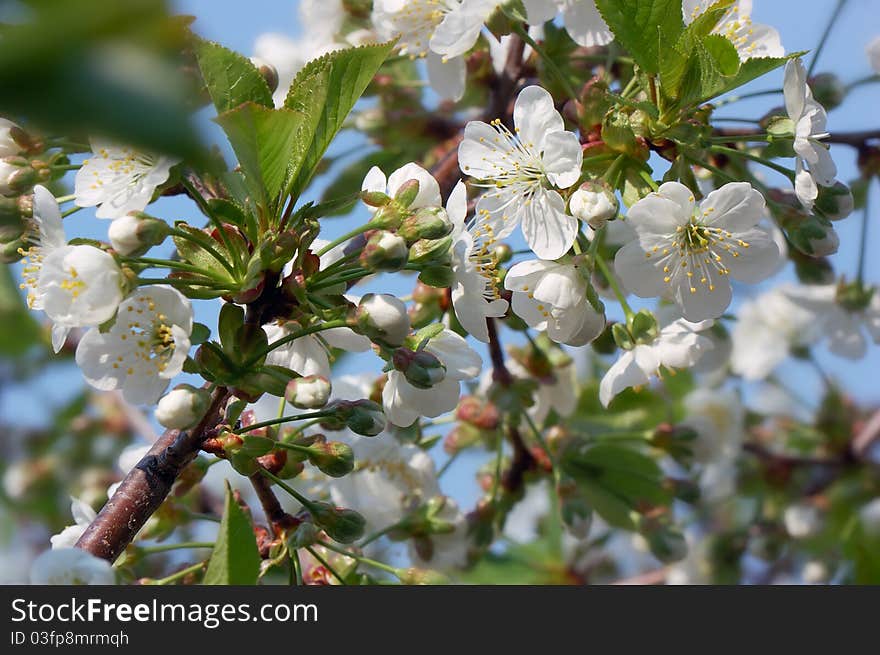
[75,387,230,562]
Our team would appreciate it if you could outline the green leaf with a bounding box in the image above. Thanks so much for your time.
[215,102,308,209]
[699,51,805,103]
[683,34,741,105]
[0,0,203,162]
[194,38,273,114]
[283,41,396,200]
[171,223,235,281]
[203,483,261,585]
[594,0,684,74]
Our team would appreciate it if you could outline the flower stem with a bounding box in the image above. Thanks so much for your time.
[317,224,371,257]
[595,252,633,319]
[318,540,399,577]
[139,541,214,555]
[168,227,237,277]
[710,145,795,181]
[244,319,349,368]
[150,561,206,585]
[259,468,317,514]
[235,410,336,435]
[305,545,348,584]
[807,0,848,78]
[511,23,578,100]
[857,181,871,284]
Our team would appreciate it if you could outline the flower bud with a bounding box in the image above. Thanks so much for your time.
[359,230,408,271]
[351,293,410,346]
[407,235,453,265]
[398,206,453,242]
[361,189,391,208]
[331,399,386,436]
[307,440,354,478]
[249,56,279,93]
[569,180,619,229]
[628,309,659,344]
[0,158,36,196]
[285,375,331,409]
[456,395,500,430]
[287,521,320,548]
[392,348,446,389]
[155,384,211,430]
[393,178,420,208]
[809,73,846,110]
[788,216,839,257]
[310,501,366,543]
[0,119,26,158]
[815,181,854,221]
[108,212,170,255]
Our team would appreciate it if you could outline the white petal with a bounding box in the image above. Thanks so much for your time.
[387,163,442,208]
[671,265,733,321]
[521,188,577,260]
[323,326,372,352]
[522,0,558,23]
[426,52,466,102]
[626,193,689,236]
[614,238,670,299]
[599,349,651,407]
[514,85,564,154]
[361,166,387,195]
[784,58,807,122]
[561,0,613,47]
[429,0,495,58]
[723,227,781,284]
[542,130,583,189]
[426,329,482,379]
[700,182,765,232]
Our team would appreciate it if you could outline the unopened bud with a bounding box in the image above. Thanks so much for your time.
[0,119,26,158]
[155,384,211,430]
[815,181,854,221]
[307,441,354,478]
[351,293,410,346]
[359,230,408,271]
[311,502,366,543]
[331,399,386,436]
[398,206,453,242]
[456,396,500,430]
[569,180,619,229]
[809,73,846,110]
[285,375,331,409]
[788,215,839,257]
[249,56,279,93]
[0,158,36,196]
[287,521,320,548]
[361,189,391,208]
[392,348,446,389]
[628,309,659,344]
[393,178,420,208]
[407,235,453,265]
[108,212,170,255]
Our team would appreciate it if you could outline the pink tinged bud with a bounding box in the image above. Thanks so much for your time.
[393,178,420,208]
[359,230,408,271]
[155,385,211,430]
[285,375,331,409]
[332,399,386,436]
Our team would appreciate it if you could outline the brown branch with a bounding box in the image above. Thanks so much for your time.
[743,442,845,469]
[75,387,230,562]
[249,471,298,537]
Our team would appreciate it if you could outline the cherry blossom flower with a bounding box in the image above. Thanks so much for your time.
[30,548,115,585]
[408,496,470,570]
[683,0,784,60]
[0,118,23,158]
[784,284,880,360]
[18,185,66,312]
[49,497,96,549]
[37,244,125,353]
[448,181,509,342]
[264,321,371,379]
[730,284,827,380]
[599,317,714,407]
[75,286,193,405]
[383,328,482,426]
[372,0,496,101]
[504,258,605,346]
[523,0,613,48]
[615,181,780,321]
[74,140,178,219]
[784,58,837,210]
[460,85,582,259]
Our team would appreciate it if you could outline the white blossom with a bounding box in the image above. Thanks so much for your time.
[460,85,583,259]
[383,328,482,426]
[448,180,508,342]
[155,385,209,429]
[30,548,115,585]
[50,497,96,550]
[265,320,370,380]
[408,496,470,570]
[508,358,578,424]
[599,317,714,407]
[683,0,784,60]
[18,185,67,313]
[74,140,178,219]
[504,258,605,346]
[522,0,613,48]
[784,58,837,210]
[730,284,825,380]
[615,181,780,321]
[75,286,193,405]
